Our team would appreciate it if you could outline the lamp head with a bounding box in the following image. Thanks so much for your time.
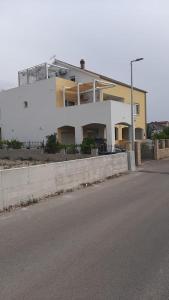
[131,58,144,63]
[135,58,144,62]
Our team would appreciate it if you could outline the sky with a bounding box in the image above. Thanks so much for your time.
[0,0,169,121]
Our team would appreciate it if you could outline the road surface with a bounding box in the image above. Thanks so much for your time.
[0,159,169,299]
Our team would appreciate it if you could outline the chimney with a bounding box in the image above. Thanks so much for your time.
[80,59,85,69]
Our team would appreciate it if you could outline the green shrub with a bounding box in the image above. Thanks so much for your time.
[152,127,169,140]
[0,140,3,149]
[152,132,167,140]
[80,137,96,154]
[7,139,23,149]
[65,144,79,154]
[45,133,63,153]
[0,140,8,149]
[163,127,169,137]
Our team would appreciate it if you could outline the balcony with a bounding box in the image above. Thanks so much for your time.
[62,80,118,107]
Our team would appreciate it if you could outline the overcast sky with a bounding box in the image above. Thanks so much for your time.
[0,0,169,121]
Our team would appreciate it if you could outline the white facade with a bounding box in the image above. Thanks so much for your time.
[0,78,57,141]
[0,61,132,148]
[55,101,131,146]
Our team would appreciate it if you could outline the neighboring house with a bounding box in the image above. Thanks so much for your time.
[147,121,169,138]
[0,59,147,149]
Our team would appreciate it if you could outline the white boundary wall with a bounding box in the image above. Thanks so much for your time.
[0,153,128,210]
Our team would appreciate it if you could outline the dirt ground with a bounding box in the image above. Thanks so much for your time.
[0,159,46,170]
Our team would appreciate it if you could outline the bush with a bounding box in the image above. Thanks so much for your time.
[65,144,79,154]
[7,139,23,149]
[0,140,8,149]
[152,127,169,140]
[45,133,63,153]
[80,137,96,154]
[163,127,169,137]
[152,132,167,140]
[0,140,4,149]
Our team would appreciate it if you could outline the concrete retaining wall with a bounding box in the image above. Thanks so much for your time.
[0,153,128,211]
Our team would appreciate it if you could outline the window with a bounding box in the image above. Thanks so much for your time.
[136,104,140,115]
[24,101,28,108]
[134,103,140,115]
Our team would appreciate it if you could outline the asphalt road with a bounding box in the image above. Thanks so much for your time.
[0,159,169,300]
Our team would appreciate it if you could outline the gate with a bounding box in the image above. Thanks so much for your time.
[141,140,154,160]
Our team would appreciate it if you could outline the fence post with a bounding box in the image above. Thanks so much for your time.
[165,139,169,148]
[154,139,159,160]
[135,141,141,166]
[161,139,165,149]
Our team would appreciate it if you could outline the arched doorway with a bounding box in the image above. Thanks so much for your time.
[82,123,106,141]
[82,123,107,152]
[57,126,75,144]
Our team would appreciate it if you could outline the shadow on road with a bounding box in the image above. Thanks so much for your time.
[138,170,169,175]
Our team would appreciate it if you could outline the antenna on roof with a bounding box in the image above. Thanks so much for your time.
[49,55,57,65]
[49,54,56,61]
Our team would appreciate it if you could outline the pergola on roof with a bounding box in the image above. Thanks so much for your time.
[64,80,115,95]
[63,80,116,104]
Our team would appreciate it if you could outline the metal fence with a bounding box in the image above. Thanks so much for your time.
[1,140,127,156]
[22,141,44,149]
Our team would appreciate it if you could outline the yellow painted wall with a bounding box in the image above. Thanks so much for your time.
[56,78,77,107]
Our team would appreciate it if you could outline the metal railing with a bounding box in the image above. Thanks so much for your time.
[22,141,44,149]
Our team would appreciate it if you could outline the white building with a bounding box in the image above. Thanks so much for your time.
[0,59,147,149]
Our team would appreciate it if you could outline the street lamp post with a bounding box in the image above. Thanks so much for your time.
[130,58,144,151]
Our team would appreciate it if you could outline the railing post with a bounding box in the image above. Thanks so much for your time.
[77,83,80,105]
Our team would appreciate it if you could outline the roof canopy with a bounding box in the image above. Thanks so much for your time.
[65,80,115,95]
[63,80,116,102]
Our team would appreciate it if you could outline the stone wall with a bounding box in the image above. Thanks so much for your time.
[136,140,169,163]
[154,139,169,160]
[0,153,128,211]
